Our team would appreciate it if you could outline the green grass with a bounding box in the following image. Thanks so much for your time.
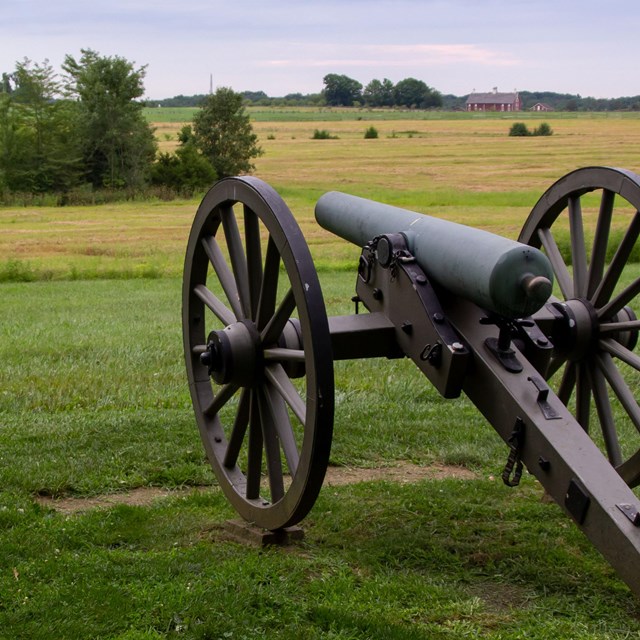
[144,105,640,124]
[1,274,640,637]
[1,479,637,639]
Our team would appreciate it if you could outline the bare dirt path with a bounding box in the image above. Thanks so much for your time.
[35,462,476,515]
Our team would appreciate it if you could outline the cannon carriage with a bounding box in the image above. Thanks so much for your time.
[182,166,640,596]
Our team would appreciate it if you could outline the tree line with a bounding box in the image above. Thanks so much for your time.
[152,78,640,112]
[153,74,443,109]
[0,52,262,202]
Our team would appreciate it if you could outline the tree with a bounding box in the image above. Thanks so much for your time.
[322,74,363,106]
[62,49,156,189]
[363,78,395,107]
[394,78,442,109]
[0,58,81,193]
[1,72,13,94]
[191,87,263,178]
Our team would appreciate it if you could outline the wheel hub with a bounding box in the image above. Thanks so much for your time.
[200,318,305,386]
[552,299,639,362]
[200,320,261,386]
[552,299,599,362]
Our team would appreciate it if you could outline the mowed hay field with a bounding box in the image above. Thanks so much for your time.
[4,112,639,281]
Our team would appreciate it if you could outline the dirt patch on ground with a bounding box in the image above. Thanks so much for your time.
[464,581,533,613]
[35,486,205,516]
[35,462,476,515]
[323,461,475,486]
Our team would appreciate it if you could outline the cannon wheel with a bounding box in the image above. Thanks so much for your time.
[182,176,334,530]
[520,166,640,488]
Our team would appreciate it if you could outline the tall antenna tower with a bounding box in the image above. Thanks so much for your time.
[209,74,213,95]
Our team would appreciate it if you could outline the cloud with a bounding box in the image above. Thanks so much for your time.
[368,44,520,66]
[260,43,520,70]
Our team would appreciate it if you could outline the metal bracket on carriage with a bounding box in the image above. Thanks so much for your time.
[354,233,470,399]
[479,312,555,377]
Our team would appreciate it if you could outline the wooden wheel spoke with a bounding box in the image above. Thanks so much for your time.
[203,382,239,418]
[244,205,263,320]
[220,204,251,319]
[616,449,640,488]
[261,288,296,346]
[600,338,640,372]
[246,390,263,499]
[597,275,640,321]
[223,388,251,468]
[264,363,307,425]
[263,348,306,362]
[575,363,591,432]
[596,353,640,435]
[587,364,623,466]
[256,237,281,330]
[594,211,640,308]
[546,354,567,380]
[587,189,614,299]
[600,320,640,334]
[557,362,576,405]
[264,382,300,476]
[194,284,236,327]
[568,195,588,298]
[257,386,285,503]
[538,227,574,299]
[201,236,243,320]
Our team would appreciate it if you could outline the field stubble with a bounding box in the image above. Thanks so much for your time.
[4,115,640,280]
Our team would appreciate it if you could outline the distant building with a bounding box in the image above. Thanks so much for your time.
[466,90,521,112]
[531,102,554,112]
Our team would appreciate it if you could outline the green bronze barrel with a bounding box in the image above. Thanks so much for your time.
[315,192,553,318]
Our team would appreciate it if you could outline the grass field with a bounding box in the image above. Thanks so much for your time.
[2,112,640,637]
[5,113,640,280]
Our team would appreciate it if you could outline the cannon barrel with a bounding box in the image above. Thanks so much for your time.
[315,192,554,318]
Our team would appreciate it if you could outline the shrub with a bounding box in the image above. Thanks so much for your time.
[508,122,554,137]
[534,122,553,136]
[509,122,531,137]
[364,126,379,139]
[312,129,338,140]
[150,144,217,193]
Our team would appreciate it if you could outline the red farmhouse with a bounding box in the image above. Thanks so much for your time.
[466,91,521,112]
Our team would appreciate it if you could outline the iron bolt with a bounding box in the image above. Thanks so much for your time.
[538,456,551,471]
[401,322,413,335]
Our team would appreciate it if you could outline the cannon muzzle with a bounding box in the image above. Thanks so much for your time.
[315,192,553,318]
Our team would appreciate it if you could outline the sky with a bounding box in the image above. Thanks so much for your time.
[2,0,639,100]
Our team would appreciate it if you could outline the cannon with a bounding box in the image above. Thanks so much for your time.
[182,166,640,596]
